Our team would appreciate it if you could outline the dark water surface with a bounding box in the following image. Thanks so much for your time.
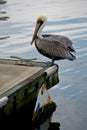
[0,0,87,130]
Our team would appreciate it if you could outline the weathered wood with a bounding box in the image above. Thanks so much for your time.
[0,57,59,124]
[0,64,43,97]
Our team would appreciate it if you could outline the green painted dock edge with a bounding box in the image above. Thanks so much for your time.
[0,64,59,123]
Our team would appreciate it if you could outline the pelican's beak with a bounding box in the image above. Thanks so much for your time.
[31,23,40,45]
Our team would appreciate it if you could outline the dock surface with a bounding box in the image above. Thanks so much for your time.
[0,64,43,97]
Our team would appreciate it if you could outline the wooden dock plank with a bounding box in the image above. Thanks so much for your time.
[0,64,43,96]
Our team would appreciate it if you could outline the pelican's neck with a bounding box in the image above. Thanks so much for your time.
[37,20,47,39]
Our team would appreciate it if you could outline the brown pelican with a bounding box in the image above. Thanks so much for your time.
[31,15,76,65]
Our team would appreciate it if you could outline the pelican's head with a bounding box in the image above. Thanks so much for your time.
[31,15,47,44]
[36,15,47,23]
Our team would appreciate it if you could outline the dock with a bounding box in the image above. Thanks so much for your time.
[0,57,59,128]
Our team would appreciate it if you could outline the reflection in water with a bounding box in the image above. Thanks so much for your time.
[0,16,9,20]
[0,36,10,40]
[0,0,6,4]
[0,0,10,42]
[0,10,6,13]
[0,0,9,20]
[48,122,60,130]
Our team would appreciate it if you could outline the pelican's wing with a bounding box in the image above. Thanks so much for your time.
[42,34,75,52]
[37,38,75,60]
[42,34,72,44]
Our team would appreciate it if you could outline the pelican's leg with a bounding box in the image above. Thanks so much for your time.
[52,59,54,65]
[45,61,52,66]
[45,59,54,66]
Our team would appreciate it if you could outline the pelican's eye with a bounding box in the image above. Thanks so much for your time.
[37,20,43,25]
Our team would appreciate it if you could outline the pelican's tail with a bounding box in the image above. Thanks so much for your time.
[68,46,76,52]
[69,52,76,60]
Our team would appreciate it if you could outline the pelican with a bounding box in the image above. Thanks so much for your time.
[31,15,76,65]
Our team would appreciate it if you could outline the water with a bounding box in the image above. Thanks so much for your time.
[0,0,87,130]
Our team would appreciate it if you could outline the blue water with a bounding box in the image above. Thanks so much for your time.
[0,0,87,130]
